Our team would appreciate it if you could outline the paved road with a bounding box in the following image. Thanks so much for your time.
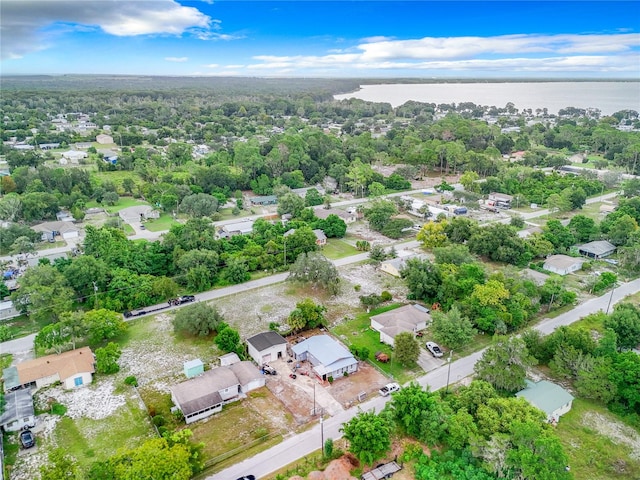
[0,333,36,356]
[210,276,640,480]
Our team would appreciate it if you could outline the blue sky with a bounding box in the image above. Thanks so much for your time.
[1,1,639,77]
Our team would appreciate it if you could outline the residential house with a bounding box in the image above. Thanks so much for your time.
[247,331,288,365]
[543,255,585,276]
[370,304,431,346]
[516,380,574,423]
[488,192,513,209]
[98,149,118,164]
[577,240,616,259]
[118,205,160,224]
[292,186,326,198]
[291,335,358,381]
[379,253,424,277]
[250,195,277,206]
[0,301,20,320]
[170,362,264,424]
[31,221,80,241]
[96,134,114,144]
[313,229,327,247]
[2,347,95,391]
[0,390,36,432]
[61,150,88,163]
[38,143,60,150]
[218,220,255,239]
[517,226,543,239]
[313,208,357,224]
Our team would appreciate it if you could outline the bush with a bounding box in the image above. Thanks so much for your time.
[51,403,67,416]
[354,284,361,292]
[380,291,392,302]
[328,376,334,384]
[158,426,168,436]
[152,415,166,427]
[124,375,138,387]
[343,371,349,377]
[269,322,280,331]
[324,438,334,458]
[253,427,268,439]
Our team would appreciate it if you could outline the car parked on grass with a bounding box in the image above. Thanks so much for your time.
[20,429,35,449]
[426,341,444,358]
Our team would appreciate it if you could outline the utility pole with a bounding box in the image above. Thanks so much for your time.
[606,281,617,314]
[320,416,324,456]
[92,281,99,307]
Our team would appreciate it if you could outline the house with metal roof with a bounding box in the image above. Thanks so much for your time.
[0,390,35,432]
[291,335,357,381]
[313,208,357,224]
[370,304,431,346]
[577,240,616,259]
[218,220,255,238]
[543,255,584,276]
[3,347,95,391]
[249,195,277,206]
[246,331,288,365]
[516,380,574,423]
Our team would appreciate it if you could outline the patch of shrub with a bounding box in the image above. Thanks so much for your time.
[152,415,166,427]
[253,427,269,439]
[380,291,392,302]
[328,376,334,384]
[124,375,138,387]
[157,426,168,436]
[51,403,67,416]
[354,284,361,292]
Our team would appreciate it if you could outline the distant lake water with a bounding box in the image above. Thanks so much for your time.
[334,82,640,115]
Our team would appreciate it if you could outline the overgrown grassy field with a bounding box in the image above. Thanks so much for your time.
[51,398,156,470]
[555,399,640,480]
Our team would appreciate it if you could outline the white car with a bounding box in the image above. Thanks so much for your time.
[379,382,400,396]
[426,341,444,358]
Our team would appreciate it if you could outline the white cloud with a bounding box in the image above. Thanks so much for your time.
[204,63,219,68]
[244,33,640,76]
[1,0,217,60]
[165,57,188,62]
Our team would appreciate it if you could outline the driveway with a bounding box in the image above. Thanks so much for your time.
[416,348,443,372]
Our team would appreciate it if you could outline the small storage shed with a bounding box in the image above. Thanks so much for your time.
[184,359,204,378]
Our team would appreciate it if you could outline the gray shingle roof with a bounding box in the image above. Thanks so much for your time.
[247,331,287,352]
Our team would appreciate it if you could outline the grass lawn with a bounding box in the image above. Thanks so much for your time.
[323,238,358,260]
[143,213,178,232]
[93,171,142,190]
[190,388,295,473]
[2,314,51,339]
[332,304,419,383]
[51,397,156,470]
[86,196,149,214]
[555,398,640,480]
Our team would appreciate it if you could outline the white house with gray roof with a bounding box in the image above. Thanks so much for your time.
[291,335,357,382]
[370,304,431,346]
[543,255,584,276]
[170,362,264,424]
[577,240,616,259]
[516,380,574,423]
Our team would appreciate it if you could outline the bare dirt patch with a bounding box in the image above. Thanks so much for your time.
[325,362,389,408]
[582,412,640,461]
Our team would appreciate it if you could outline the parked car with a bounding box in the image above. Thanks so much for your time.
[20,429,35,449]
[426,341,444,358]
[379,382,400,396]
[236,476,256,480]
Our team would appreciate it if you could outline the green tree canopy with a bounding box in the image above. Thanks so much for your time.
[172,302,224,337]
[474,336,536,393]
[340,410,392,466]
[394,331,420,366]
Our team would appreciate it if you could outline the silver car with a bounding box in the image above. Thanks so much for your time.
[426,341,444,357]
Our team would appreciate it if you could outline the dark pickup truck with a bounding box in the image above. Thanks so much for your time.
[169,295,196,306]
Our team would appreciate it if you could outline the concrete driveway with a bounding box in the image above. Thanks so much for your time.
[416,348,444,372]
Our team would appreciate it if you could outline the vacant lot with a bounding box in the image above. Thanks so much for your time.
[556,399,640,479]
